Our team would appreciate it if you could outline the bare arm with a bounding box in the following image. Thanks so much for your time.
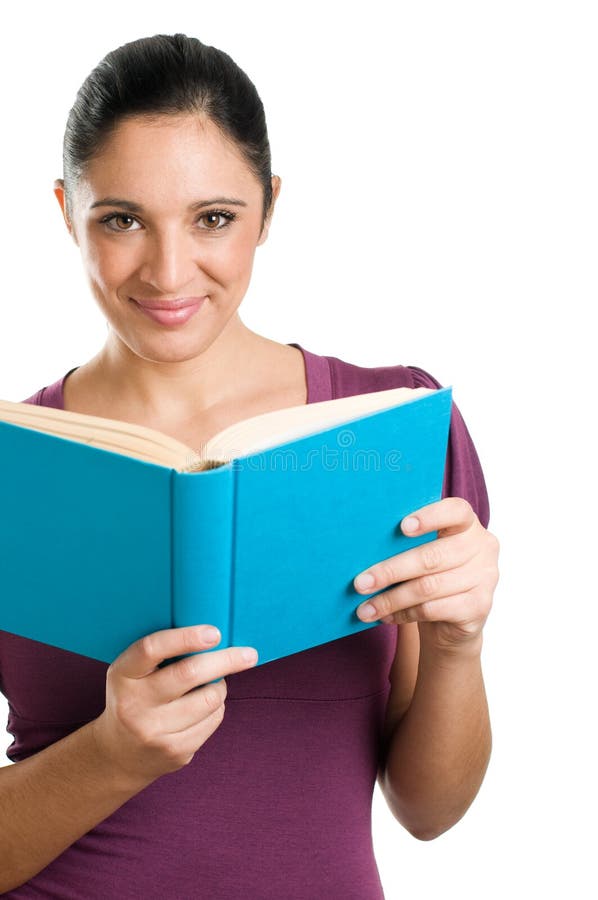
[354,498,498,840]
[0,624,258,892]
[379,633,491,840]
[0,720,151,892]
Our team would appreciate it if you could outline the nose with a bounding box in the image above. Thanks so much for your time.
[137,226,200,294]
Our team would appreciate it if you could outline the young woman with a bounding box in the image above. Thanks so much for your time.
[0,33,499,898]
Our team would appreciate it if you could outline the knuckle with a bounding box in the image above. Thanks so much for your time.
[113,695,138,726]
[462,620,481,639]
[203,686,223,712]
[379,561,397,587]
[375,591,393,617]
[457,497,473,516]
[449,496,472,521]
[175,656,199,684]
[487,561,500,589]
[469,591,488,619]
[397,606,417,624]
[139,632,158,662]
[161,737,184,765]
[421,542,442,571]
[138,716,165,750]
[417,601,434,621]
[419,573,440,599]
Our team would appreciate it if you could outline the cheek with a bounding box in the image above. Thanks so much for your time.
[82,235,135,289]
[216,231,258,284]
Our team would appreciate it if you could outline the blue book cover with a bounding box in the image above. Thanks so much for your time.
[0,386,452,667]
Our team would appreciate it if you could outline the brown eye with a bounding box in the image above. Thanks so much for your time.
[197,210,235,230]
[101,213,141,232]
[201,213,222,229]
[113,214,135,230]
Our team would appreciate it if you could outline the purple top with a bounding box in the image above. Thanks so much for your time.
[0,344,489,898]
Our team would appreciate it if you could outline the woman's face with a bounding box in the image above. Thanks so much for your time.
[55,114,280,364]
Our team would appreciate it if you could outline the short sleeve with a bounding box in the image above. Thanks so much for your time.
[408,365,490,528]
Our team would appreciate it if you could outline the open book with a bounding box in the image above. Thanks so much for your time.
[1,385,435,472]
[0,384,453,668]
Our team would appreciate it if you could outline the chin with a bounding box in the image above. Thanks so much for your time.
[122,330,221,365]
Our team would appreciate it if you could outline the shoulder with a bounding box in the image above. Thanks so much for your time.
[322,352,440,399]
[322,351,490,528]
[19,369,76,409]
[20,388,45,405]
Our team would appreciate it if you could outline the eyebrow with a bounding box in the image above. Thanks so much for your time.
[89,197,248,212]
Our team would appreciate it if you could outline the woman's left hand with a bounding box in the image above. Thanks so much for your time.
[353,497,500,652]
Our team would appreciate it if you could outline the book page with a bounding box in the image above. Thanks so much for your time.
[202,386,433,463]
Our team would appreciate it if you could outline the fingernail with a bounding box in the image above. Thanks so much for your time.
[355,572,375,591]
[358,602,377,621]
[242,647,258,663]
[402,516,419,533]
[204,627,220,643]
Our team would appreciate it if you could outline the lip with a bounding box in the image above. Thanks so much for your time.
[131,296,206,310]
[130,296,206,327]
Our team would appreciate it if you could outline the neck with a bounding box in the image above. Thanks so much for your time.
[80,315,283,425]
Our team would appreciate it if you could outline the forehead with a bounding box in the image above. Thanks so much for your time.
[77,114,259,207]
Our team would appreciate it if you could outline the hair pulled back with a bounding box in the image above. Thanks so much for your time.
[62,33,273,225]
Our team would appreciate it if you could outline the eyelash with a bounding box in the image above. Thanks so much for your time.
[99,209,237,233]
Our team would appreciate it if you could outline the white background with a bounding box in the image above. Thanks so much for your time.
[1,2,596,897]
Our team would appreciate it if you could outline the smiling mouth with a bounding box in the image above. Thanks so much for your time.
[130,296,207,310]
[130,296,206,326]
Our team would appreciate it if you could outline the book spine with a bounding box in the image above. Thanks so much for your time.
[171,464,234,652]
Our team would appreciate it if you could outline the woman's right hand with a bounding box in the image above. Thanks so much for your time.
[90,625,258,787]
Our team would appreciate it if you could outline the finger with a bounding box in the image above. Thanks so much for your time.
[400,496,477,539]
[111,624,231,679]
[354,528,475,595]
[149,643,258,704]
[159,704,228,767]
[357,565,475,622]
[160,678,228,733]
[373,591,483,631]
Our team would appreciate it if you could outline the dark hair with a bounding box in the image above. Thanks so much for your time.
[62,33,273,227]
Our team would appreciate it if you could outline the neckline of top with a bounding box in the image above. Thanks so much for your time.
[52,342,333,411]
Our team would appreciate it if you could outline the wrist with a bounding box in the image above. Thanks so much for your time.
[87,718,154,797]
[417,623,484,663]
